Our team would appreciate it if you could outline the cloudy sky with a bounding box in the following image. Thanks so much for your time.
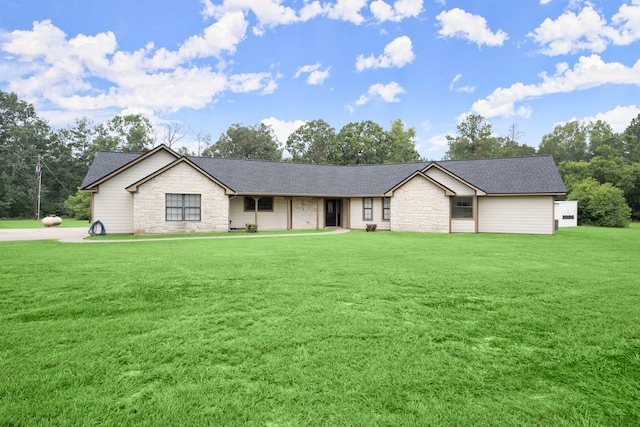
[1,0,639,159]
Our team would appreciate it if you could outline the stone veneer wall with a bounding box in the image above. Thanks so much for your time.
[292,197,318,229]
[390,175,450,233]
[133,162,229,234]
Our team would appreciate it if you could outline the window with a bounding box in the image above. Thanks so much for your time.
[383,197,390,220]
[363,197,373,220]
[166,194,201,221]
[451,196,473,219]
[244,197,274,212]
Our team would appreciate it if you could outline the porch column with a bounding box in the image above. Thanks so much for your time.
[253,196,260,225]
[286,197,292,230]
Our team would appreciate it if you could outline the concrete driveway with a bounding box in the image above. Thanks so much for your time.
[0,227,88,243]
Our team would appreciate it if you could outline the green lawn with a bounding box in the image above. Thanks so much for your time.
[0,218,89,229]
[1,226,638,426]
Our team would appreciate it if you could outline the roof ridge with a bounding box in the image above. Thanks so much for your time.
[437,155,550,163]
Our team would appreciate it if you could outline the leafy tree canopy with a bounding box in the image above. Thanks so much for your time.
[286,119,337,164]
[202,123,282,160]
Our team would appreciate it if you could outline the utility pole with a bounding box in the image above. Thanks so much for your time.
[34,154,41,220]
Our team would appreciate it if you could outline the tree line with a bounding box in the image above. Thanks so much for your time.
[1,89,639,226]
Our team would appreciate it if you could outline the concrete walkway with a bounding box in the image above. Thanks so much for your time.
[0,227,350,243]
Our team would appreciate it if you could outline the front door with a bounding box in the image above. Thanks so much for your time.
[325,199,341,227]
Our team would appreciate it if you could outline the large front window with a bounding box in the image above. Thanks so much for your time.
[244,197,274,212]
[451,196,473,219]
[166,194,201,221]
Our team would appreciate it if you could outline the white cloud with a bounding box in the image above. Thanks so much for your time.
[425,132,450,153]
[355,36,415,71]
[370,0,423,22]
[529,3,640,56]
[540,0,553,4]
[436,8,508,47]
[324,0,368,24]
[261,117,306,146]
[355,81,405,105]
[449,74,475,93]
[0,18,277,122]
[295,63,331,85]
[201,0,301,36]
[611,1,640,45]
[471,54,640,118]
[577,105,640,132]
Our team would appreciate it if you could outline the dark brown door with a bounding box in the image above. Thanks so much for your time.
[325,199,341,227]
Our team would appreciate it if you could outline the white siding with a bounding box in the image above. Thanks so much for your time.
[424,168,475,195]
[478,196,555,234]
[451,219,475,233]
[229,196,288,230]
[348,197,390,230]
[390,176,450,233]
[93,150,176,234]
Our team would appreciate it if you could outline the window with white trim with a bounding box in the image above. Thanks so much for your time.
[166,194,201,221]
[363,197,373,220]
[451,196,473,219]
[383,197,390,220]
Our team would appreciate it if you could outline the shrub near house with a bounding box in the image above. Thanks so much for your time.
[568,178,631,228]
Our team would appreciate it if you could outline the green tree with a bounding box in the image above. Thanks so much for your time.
[94,114,155,152]
[202,123,282,160]
[0,90,53,218]
[538,121,589,163]
[587,120,623,158]
[568,178,631,228]
[285,119,337,164]
[64,188,91,220]
[335,120,387,165]
[622,114,640,162]
[444,114,501,160]
[384,119,421,163]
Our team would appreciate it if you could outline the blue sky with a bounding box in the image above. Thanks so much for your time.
[1,0,639,160]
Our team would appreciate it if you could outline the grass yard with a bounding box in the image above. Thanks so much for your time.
[0,219,89,229]
[1,226,638,426]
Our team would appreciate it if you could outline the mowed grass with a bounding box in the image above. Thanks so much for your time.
[1,226,638,426]
[0,219,89,229]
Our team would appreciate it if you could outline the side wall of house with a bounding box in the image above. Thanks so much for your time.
[92,150,176,234]
[478,196,555,234]
[349,197,390,230]
[390,176,450,233]
[132,162,229,234]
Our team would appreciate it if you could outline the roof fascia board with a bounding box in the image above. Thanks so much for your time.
[483,192,566,197]
[126,157,235,194]
[384,170,456,197]
[84,144,180,190]
[424,163,487,196]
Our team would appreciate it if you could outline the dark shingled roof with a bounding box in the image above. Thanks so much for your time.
[81,151,144,189]
[82,150,566,196]
[435,156,566,194]
[187,157,428,196]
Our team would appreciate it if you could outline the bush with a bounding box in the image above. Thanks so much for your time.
[568,178,631,228]
[245,223,258,233]
[64,188,91,220]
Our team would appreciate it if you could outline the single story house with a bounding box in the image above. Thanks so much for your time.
[80,145,567,235]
